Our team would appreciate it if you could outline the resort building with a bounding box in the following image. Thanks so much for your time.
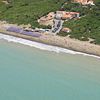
[56,11,80,20]
[38,12,55,26]
[73,0,94,5]
[61,28,71,33]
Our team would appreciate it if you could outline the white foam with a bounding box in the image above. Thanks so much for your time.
[0,33,100,59]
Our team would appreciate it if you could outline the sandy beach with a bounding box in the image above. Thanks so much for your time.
[0,29,100,57]
[0,22,100,57]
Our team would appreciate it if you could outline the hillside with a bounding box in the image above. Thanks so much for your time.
[0,0,100,44]
[0,0,65,28]
[58,0,100,44]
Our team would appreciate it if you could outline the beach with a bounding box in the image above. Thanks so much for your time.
[0,21,100,56]
[0,28,100,57]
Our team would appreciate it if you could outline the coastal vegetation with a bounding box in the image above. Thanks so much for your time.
[58,0,100,44]
[0,0,64,28]
[0,0,100,44]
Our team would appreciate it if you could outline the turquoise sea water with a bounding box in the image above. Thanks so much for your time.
[0,39,100,100]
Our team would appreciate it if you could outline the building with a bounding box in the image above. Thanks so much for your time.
[61,28,71,33]
[38,12,55,26]
[56,11,80,20]
[73,0,94,5]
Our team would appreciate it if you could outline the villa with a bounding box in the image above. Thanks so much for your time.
[38,12,55,26]
[56,11,80,20]
[73,0,94,5]
[38,11,80,26]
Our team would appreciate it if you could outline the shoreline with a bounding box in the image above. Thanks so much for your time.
[0,29,100,58]
[0,32,100,59]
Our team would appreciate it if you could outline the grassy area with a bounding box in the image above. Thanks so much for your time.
[58,0,100,44]
[0,0,64,28]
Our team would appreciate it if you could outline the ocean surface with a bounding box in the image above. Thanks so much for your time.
[0,34,100,100]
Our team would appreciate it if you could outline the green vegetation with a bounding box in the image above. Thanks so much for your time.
[0,0,65,27]
[58,1,100,44]
[0,0,100,44]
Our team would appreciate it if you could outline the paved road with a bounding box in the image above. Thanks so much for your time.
[51,19,64,35]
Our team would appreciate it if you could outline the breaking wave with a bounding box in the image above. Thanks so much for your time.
[0,33,100,59]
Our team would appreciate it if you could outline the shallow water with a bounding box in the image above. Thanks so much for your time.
[0,39,100,100]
